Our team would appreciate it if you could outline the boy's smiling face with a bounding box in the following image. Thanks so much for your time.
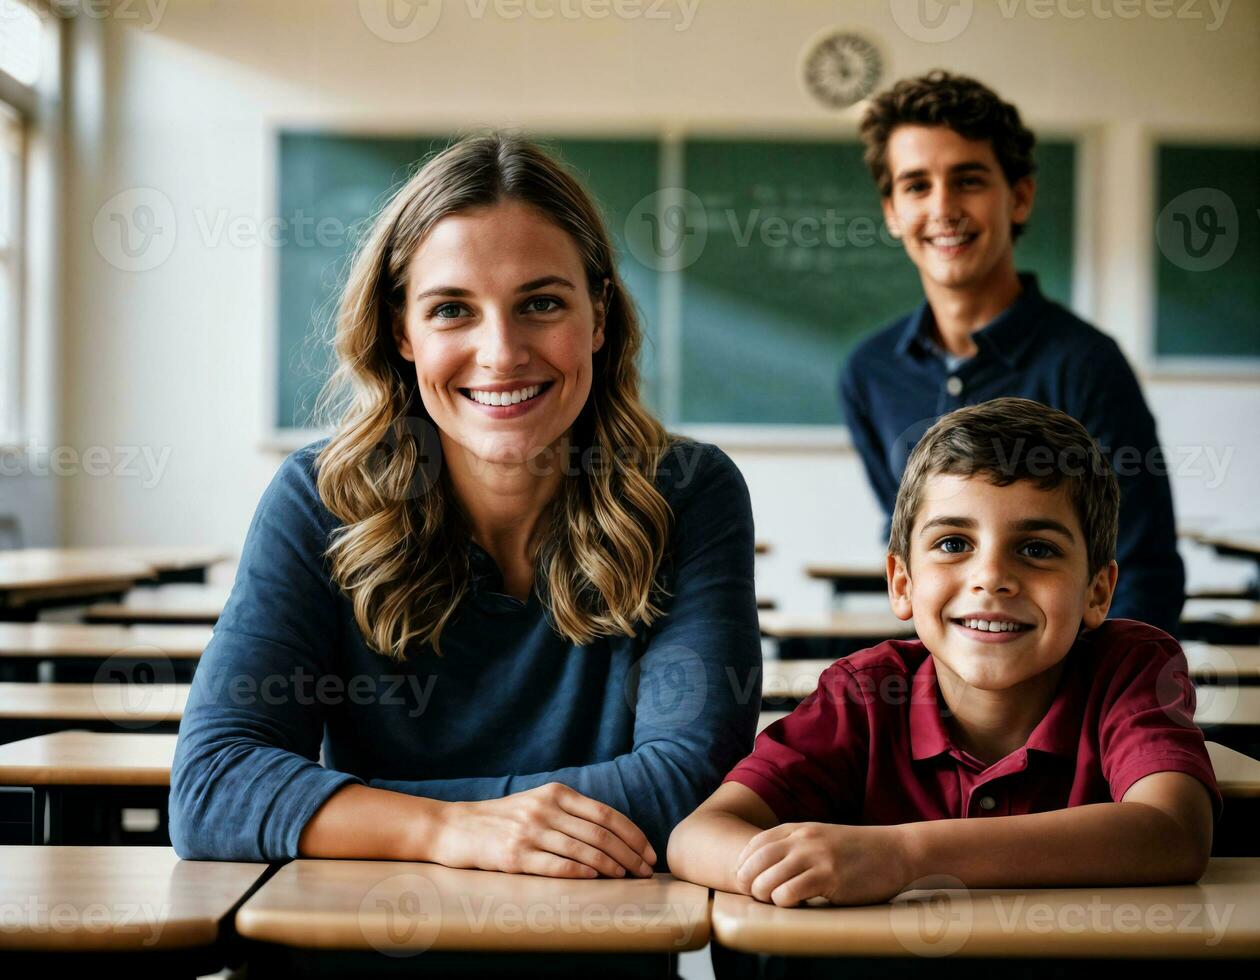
[888,472,1117,693]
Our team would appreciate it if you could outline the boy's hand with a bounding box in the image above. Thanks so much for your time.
[735,822,912,907]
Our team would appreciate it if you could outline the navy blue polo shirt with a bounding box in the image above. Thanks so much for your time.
[839,273,1184,634]
[169,439,763,862]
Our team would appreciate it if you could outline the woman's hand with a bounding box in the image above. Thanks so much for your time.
[428,782,657,879]
[735,822,912,907]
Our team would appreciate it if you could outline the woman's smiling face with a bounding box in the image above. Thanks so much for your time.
[393,200,605,468]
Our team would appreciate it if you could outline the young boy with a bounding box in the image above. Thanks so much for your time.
[840,71,1184,635]
[668,398,1218,907]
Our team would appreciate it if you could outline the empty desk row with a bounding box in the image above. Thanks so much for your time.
[0,623,211,682]
[0,548,229,621]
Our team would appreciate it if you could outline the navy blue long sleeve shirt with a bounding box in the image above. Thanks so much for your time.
[170,439,762,863]
[839,274,1185,634]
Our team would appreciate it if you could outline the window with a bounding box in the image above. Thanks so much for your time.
[0,103,20,445]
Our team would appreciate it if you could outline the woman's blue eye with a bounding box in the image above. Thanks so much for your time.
[523,296,563,314]
[937,536,970,554]
[432,302,467,319]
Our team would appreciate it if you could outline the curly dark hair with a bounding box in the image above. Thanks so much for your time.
[860,71,1037,239]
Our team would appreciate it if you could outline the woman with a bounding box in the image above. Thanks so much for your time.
[170,133,762,877]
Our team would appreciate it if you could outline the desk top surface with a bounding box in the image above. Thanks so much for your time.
[0,731,177,786]
[0,682,188,722]
[804,562,887,581]
[0,622,211,658]
[1194,685,1260,726]
[1182,599,1260,627]
[0,845,266,951]
[712,857,1260,958]
[235,862,710,953]
[0,552,152,593]
[1207,741,1260,798]
[85,584,230,623]
[758,611,915,639]
[1196,533,1260,558]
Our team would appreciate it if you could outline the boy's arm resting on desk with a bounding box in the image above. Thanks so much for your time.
[667,782,780,894]
[895,771,1214,893]
[733,771,1212,908]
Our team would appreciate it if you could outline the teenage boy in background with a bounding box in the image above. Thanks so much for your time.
[840,71,1184,634]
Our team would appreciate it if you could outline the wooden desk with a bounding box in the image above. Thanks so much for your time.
[0,844,266,974]
[759,611,913,640]
[804,561,887,597]
[711,858,1260,959]
[1196,533,1260,563]
[0,553,152,621]
[1182,599,1260,644]
[85,585,230,625]
[0,622,210,682]
[0,732,177,844]
[759,611,914,661]
[0,682,187,743]
[0,731,176,786]
[1207,741,1260,798]
[19,546,229,582]
[236,861,708,974]
[1193,687,1260,759]
[1185,643,1260,682]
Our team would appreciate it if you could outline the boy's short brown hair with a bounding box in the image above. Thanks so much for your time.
[889,398,1120,576]
[860,70,1037,239]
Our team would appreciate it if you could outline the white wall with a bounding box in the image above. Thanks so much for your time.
[53,0,1259,610]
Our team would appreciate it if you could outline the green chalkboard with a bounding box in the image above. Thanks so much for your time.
[1154,143,1260,361]
[274,133,1076,430]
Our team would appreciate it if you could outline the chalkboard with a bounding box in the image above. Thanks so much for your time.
[274,133,1077,430]
[1154,143,1260,361]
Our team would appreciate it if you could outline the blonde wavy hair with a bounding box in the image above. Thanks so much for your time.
[315,133,673,659]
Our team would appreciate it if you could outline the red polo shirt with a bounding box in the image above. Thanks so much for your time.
[725,619,1222,823]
